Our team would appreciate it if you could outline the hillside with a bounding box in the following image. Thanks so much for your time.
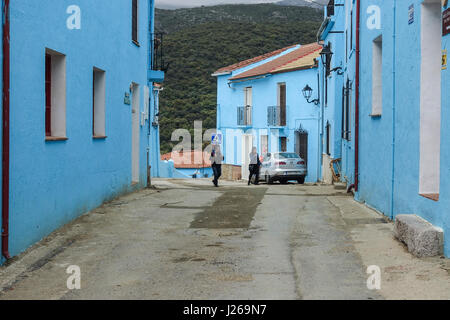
[277,0,327,9]
[156,4,323,154]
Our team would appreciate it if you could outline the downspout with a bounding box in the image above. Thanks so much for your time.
[146,0,153,188]
[2,0,11,260]
[390,1,397,220]
[354,0,361,192]
[318,68,323,182]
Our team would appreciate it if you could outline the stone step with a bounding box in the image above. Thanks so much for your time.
[394,214,444,257]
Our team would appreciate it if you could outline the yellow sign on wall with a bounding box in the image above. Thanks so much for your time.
[443,50,448,70]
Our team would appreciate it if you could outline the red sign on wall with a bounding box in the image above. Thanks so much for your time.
[444,8,450,36]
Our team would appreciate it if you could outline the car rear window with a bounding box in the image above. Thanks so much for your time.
[274,153,299,159]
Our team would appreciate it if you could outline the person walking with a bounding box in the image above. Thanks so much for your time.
[210,145,224,187]
[248,147,261,185]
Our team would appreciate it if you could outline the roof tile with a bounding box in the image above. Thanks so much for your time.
[229,43,322,81]
[212,44,298,75]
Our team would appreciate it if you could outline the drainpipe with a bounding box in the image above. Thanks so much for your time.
[319,67,323,182]
[390,1,397,220]
[2,0,11,260]
[146,0,154,188]
[354,0,361,192]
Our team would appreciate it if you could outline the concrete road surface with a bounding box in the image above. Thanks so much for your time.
[1,179,449,300]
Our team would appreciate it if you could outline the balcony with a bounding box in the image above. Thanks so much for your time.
[237,106,252,127]
[149,33,169,82]
[267,106,287,127]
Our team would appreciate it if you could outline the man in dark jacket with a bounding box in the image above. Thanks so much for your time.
[248,147,261,185]
[210,145,224,187]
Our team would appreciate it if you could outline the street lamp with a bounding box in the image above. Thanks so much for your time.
[320,43,333,65]
[320,43,333,76]
[302,84,319,105]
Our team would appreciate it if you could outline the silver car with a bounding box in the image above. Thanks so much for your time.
[259,152,307,184]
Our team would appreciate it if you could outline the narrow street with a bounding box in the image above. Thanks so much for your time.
[0,179,449,300]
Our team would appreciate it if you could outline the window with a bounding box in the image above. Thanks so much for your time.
[419,0,441,200]
[93,68,106,138]
[132,0,138,44]
[277,83,286,126]
[244,87,252,125]
[45,49,66,140]
[371,35,383,116]
[326,122,331,155]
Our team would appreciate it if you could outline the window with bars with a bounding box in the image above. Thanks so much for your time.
[132,0,138,44]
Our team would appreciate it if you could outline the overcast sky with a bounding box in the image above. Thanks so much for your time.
[155,0,281,9]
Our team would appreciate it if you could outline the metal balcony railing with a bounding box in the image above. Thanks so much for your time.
[267,106,287,127]
[151,33,169,72]
[237,106,252,126]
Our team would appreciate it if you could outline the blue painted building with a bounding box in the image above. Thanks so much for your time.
[1,0,164,264]
[316,1,346,184]
[213,43,323,182]
[318,0,450,257]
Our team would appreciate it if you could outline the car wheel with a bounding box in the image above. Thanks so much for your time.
[297,177,305,184]
[265,174,273,185]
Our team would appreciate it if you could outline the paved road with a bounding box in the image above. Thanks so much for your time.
[1,179,449,300]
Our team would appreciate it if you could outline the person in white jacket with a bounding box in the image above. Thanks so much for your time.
[248,147,261,185]
[210,145,224,187]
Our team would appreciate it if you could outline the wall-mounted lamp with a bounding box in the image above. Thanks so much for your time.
[320,43,333,77]
[302,84,320,105]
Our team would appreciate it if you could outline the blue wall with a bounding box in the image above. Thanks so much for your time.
[320,0,450,257]
[1,0,160,263]
[216,63,321,182]
[357,0,449,256]
[357,0,395,216]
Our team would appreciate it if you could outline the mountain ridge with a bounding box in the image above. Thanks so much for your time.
[155,0,328,10]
